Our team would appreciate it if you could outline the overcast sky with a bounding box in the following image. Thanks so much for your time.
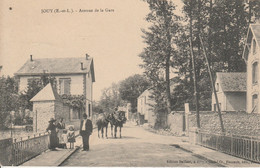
[0,0,183,101]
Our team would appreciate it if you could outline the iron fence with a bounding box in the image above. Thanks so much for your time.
[197,132,260,163]
[0,132,50,166]
[12,132,50,166]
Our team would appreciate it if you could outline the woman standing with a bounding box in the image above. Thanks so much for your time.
[46,118,58,151]
[57,118,67,148]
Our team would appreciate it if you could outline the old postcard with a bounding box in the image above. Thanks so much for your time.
[0,0,260,167]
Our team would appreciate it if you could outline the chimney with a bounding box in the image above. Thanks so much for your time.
[30,55,33,61]
[86,54,89,60]
[81,62,84,70]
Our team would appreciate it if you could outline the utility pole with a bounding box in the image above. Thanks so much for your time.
[199,35,225,133]
[189,38,200,128]
[188,0,200,129]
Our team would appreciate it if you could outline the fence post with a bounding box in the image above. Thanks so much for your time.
[231,134,233,155]
[251,136,253,160]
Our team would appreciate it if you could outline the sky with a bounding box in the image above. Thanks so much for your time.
[0,0,183,101]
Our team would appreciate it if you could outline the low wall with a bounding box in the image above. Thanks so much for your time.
[167,112,185,135]
[167,111,260,137]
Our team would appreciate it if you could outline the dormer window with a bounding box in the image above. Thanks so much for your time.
[252,62,258,85]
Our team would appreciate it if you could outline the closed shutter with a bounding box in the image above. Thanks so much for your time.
[59,78,71,95]
[64,79,71,94]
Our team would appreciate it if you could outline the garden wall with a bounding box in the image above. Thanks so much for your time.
[167,111,260,137]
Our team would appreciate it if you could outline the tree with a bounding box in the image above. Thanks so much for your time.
[99,83,123,113]
[0,76,19,129]
[140,0,181,128]
[19,73,57,111]
[174,0,260,113]
[119,74,150,113]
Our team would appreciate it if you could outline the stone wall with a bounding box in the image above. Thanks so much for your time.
[54,101,69,121]
[33,101,55,132]
[167,112,185,135]
[167,111,260,137]
[188,112,260,136]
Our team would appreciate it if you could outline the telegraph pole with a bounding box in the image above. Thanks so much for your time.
[199,35,225,133]
[189,38,200,128]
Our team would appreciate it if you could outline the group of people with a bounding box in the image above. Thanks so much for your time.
[46,113,93,151]
[46,118,76,150]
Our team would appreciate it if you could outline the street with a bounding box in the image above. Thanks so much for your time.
[62,122,221,167]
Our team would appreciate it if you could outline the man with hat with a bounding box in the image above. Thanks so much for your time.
[80,113,93,151]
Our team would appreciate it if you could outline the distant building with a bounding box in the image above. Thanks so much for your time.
[243,24,260,113]
[137,79,178,126]
[15,54,95,118]
[118,103,131,120]
[137,88,156,126]
[212,72,247,112]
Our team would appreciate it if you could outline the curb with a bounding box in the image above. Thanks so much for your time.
[171,144,226,167]
[56,146,81,166]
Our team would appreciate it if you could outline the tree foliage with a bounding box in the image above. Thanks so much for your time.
[19,73,57,110]
[171,0,260,111]
[119,74,150,113]
[0,76,19,129]
[98,83,123,113]
[140,0,181,127]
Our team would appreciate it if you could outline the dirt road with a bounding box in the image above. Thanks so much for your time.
[62,122,221,167]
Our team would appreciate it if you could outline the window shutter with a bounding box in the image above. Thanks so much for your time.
[64,79,71,94]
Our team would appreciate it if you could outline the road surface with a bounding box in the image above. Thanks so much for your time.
[62,122,221,167]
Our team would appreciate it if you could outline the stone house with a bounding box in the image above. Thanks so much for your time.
[14,54,95,119]
[30,83,70,132]
[243,24,260,113]
[211,72,247,112]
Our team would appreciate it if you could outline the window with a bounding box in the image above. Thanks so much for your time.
[252,94,258,113]
[252,62,258,84]
[59,78,71,95]
[216,83,219,92]
[244,46,249,61]
[70,107,80,119]
[88,104,91,117]
[253,39,256,55]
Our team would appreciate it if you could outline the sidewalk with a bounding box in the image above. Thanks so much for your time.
[21,135,82,166]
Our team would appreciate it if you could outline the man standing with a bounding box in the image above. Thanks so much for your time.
[80,113,93,151]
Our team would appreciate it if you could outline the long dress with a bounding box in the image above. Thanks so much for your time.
[46,122,58,150]
[57,122,67,148]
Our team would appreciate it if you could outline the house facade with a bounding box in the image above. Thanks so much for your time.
[243,24,260,113]
[137,88,156,126]
[14,54,95,118]
[212,72,247,112]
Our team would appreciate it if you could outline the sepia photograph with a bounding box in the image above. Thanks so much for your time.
[0,0,260,167]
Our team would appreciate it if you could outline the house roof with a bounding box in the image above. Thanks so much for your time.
[15,57,95,82]
[216,72,246,92]
[243,24,260,62]
[251,24,260,44]
[30,83,62,102]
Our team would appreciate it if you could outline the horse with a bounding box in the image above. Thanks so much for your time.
[96,113,114,138]
[112,111,127,138]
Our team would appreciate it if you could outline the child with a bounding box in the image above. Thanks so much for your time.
[67,125,76,149]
